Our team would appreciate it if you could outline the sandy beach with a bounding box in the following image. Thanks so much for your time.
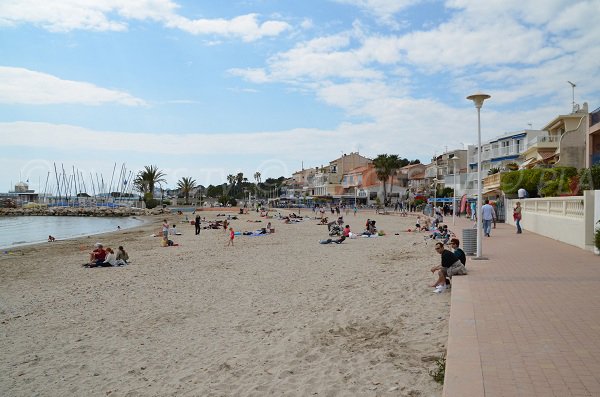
[1,209,449,397]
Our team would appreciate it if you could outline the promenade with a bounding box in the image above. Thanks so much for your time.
[443,215,600,396]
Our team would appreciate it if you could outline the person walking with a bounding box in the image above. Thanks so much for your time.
[226,227,235,247]
[513,201,523,234]
[481,199,497,237]
[195,215,201,235]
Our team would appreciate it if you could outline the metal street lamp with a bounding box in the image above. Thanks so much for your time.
[432,178,439,217]
[466,92,491,259]
[451,156,460,226]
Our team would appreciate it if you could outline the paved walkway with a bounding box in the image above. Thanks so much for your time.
[442,215,600,397]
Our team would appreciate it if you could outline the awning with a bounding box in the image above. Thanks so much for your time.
[519,158,535,169]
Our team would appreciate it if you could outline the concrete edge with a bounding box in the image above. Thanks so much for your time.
[442,276,485,397]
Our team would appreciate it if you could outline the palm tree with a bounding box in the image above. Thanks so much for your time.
[134,165,166,197]
[373,154,401,206]
[253,172,261,198]
[386,154,402,200]
[226,174,236,195]
[176,177,197,204]
[236,172,244,195]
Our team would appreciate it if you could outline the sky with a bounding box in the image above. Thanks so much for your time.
[1,0,599,192]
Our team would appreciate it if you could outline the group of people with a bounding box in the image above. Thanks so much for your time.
[87,243,129,267]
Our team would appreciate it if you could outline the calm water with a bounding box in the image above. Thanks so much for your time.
[0,216,144,250]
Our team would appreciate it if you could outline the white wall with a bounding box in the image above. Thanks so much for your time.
[505,194,596,251]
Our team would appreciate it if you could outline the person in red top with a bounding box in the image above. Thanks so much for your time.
[88,243,107,267]
[226,227,235,247]
[343,224,351,237]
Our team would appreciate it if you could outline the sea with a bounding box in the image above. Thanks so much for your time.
[0,216,144,250]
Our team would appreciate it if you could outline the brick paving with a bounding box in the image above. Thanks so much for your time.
[442,215,600,397]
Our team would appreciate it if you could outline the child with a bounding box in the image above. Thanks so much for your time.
[227,227,235,247]
[116,246,129,264]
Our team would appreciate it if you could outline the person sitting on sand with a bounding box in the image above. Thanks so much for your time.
[48,235,56,242]
[170,224,182,235]
[343,224,351,237]
[88,243,106,267]
[430,242,467,293]
[421,217,431,231]
[116,246,129,264]
[102,247,127,267]
[319,235,346,244]
[266,222,272,232]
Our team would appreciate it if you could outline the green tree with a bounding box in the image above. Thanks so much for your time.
[176,176,197,204]
[134,165,166,198]
[373,154,401,205]
[578,164,600,192]
[236,172,244,190]
[501,167,578,197]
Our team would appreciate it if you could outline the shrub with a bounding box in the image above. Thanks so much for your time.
[145,198,159,209]
[429,354,446,384]
[501,167,578,197]
[578,164,600,191]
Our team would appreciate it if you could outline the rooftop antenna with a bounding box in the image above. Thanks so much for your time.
[567,81,576,113]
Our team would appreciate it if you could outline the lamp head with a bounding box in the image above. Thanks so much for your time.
[466,92,491,108]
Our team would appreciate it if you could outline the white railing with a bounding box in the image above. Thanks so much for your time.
[506,194,596,251]
[520,197,585,219]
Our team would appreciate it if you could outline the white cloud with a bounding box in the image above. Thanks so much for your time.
[0,67,146,106]
[166,13,290,42]
[0,0,291,41]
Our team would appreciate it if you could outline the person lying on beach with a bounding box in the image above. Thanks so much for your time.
[319,235,346,244]
[116,246,129,264]
[88,243,106,267]
[102,247,127,267]
[318,217,329,225]
[430,242,467,293]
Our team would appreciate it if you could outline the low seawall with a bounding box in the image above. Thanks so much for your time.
[0,207,152,217]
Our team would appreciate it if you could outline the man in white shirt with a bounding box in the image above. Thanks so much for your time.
[481,200,497,237]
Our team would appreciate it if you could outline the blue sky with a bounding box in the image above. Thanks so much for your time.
[1,0,599,192]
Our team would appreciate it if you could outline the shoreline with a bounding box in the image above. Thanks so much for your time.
[0,215,150,252]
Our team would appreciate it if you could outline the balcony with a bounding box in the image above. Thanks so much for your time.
[527,135,559,147]
[483,172,502,193]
